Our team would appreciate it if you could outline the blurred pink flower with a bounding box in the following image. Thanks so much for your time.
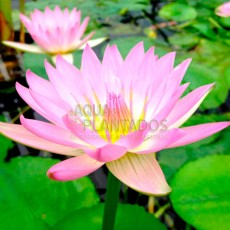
[0,43,229,195]
[2,6,106,62]
[216,2,230,17]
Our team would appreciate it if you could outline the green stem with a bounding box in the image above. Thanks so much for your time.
[102,171,121,230]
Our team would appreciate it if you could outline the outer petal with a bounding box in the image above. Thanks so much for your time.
[44,60,79,107]
[47,154,104,181]
[107,153,171,195]
[20,115,89,148]
[2,41,44,53]
[86,144,128,162]
[26,70,70,111]
[0,122,80,156]
[168,122,230,148]
[167,83,215,128]
[129,129,185,154]
[62,114,108,148]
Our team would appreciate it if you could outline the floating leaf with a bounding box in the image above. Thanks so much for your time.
[169,32,199,48]
[170,155,230,230]
[159,3,197,22]
[23,52,49,79]
[52,204,167,230]
[0,156,99,228]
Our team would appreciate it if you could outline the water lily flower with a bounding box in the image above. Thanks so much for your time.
[2,6,106,63]
[0,42,229,195]
[216,2,230,17]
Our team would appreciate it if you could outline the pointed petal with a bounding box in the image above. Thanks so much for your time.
[29,89,68,125]
[81,44,106,102]
[47,154,104,181]
[44,60,76,106]
[168,122,230,148]
[26,70,70,111]
[0,122,80,156]
[115,129,149,149]
[63,114,108,147]
[167,83,215,128]
[107,153,171,195]
[85,144,127,162]
[76,17,90,39]
[55,54,81,78]
[20,115,89,148]
[2,41,44,53]
[130,128,185,154]
[16,82,47,117]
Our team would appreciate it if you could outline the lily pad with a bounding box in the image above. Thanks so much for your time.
[159,3,197,22]
[23,52,49,80]
[169,33,200,48]
[0,156,99,228]
[170,155,230,230]
[52,203,167,230]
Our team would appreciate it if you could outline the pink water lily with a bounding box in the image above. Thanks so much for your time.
[2,6,106,62]
[216,2,230,17]
[0,43,229,195]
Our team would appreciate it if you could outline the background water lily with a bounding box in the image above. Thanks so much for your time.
[216,2,230,17]
[0,42,229,196]
[2,6,106,63]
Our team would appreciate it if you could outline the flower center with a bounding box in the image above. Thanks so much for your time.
[103,93,131,142]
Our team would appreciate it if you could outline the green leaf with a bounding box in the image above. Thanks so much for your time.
[191,22,217,39]
[0,156,99,228]
[23,52,49,80]
[52,204,167,230]
[183,62,228,110]
[159,3,197,22]
[169,32,200,48]
[170,155,230,230]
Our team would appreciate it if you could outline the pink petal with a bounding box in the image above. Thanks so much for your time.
[102,45,122,79]
[44,60,76,106]
[16,82,47,117]
[0,122,80,156]
[26,70,70,111]
[76,16,90,39]
[56,55,81,80]
[167,83,215,128]
[29,89,68,126]
[154,52,176,82]
[119,42,146,112]
[115,129,149,149]
[130,128,185,154]
[20,115,89,148]
[80,45,106,102]
[86,144,128,162]
[168,122,230,148]
[107,153,171,195]
[16,82,66,127]
[47,154,104,181]
[62,114,108,147]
